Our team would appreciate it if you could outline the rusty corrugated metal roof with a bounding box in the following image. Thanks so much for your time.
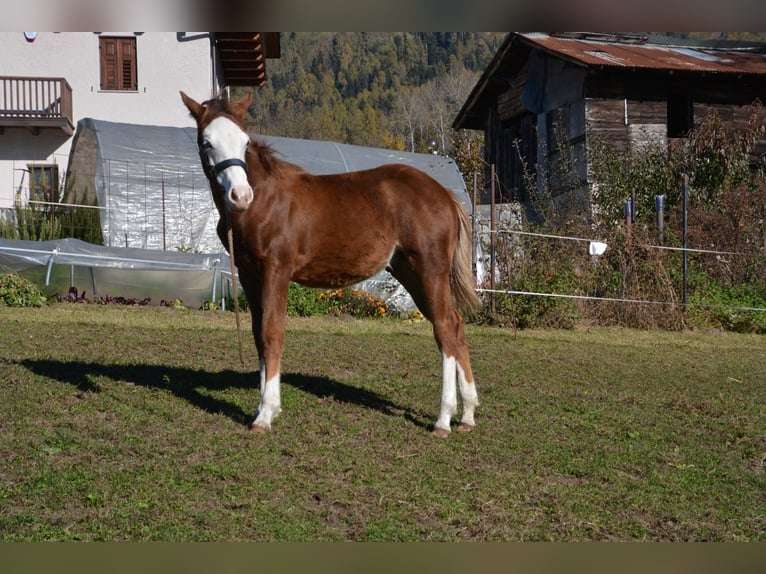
[522,32,766,75]
[453,32,766,130]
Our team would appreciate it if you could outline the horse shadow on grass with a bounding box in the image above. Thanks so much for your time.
[18,359,432,431]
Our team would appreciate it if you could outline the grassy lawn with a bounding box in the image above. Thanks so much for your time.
[0,305,764,541]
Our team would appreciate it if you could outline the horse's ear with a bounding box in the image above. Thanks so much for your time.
[232,91,253,121]
[180,91,205,121]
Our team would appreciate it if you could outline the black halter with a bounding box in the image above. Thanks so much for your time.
[198,134,249,179]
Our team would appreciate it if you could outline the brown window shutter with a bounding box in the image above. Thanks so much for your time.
[99,36,137,91]
[119,38,137,90]
[100,38,118,90]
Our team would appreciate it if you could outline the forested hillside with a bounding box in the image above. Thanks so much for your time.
[237,32,766,157]
[238,32,506,154]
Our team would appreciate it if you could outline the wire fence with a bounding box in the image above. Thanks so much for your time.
[1,156,217,252]
[473,225,766,316]
[470,160,766,332]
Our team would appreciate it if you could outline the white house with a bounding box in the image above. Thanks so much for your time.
[0,32,279,211]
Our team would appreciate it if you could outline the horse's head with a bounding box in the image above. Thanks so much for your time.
[180,91,254,213]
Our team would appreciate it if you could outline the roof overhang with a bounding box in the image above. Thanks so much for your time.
[453,33,520,130]
[214,32,281,87]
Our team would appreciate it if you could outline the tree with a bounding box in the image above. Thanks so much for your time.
[242,32,505,153]
[394,86,426,153]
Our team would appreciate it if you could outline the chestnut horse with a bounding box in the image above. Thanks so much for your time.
[180,91,480,438]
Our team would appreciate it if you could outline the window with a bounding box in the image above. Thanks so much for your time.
[99,36,137,91]
[667,94,693,138]
[28,165,59,203]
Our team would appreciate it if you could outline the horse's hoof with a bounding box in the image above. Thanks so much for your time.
[456,423,475,433]
[431,427,451,439]
[250,423,269,433]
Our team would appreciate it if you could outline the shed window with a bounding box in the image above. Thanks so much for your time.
[667,94,693,138]
[99,37,137,91]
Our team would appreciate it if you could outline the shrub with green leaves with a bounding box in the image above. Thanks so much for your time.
[285,283,390,319]
[286,283,334,317]
[0,273,47,307]
[221,281,415,320]
[687,270,766,333]
[320,288,389,318]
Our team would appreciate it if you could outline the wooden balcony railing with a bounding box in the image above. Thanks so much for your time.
[0,76,74,136]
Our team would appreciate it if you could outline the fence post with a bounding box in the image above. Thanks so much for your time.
[161,177,167,251]
[624,200,632,242]
[472,171,477,282]
[655,194,665,244]
[490,164,496,315]
[682,174,689,308]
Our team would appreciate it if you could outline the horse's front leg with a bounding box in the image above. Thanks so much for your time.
[241,267,291,432]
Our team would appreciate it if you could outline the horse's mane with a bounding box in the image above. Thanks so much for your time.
[249,138,306,177]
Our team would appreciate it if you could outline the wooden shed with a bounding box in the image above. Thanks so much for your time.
[453,32,766,215]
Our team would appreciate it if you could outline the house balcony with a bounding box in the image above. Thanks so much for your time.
[0,76,74,136]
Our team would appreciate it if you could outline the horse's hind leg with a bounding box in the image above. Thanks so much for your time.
[432,299,478,436]
[390,259,478,437]
[453,315,478,433]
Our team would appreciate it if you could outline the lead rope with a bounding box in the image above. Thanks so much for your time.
[226,217,245,366]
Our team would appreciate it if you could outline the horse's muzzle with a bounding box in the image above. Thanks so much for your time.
[227,185,254,212]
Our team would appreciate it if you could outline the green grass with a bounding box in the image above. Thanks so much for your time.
[1,305,764,541]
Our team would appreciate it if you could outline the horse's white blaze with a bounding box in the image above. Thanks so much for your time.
[457,362,478,427]
[253,359,281,429]
[435,353,458,432]
[202,116,252,211]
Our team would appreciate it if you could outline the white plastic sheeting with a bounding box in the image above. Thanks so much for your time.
[0,238,231,309]
[66,119,214,252]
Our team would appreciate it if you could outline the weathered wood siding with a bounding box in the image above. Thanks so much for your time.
[586,98,765,158]
[585,98,668,155]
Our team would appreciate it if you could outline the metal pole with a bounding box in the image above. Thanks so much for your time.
[44,248,58,286]
[161,177,167,251]
[631,190,636,223]
[655,194,665,245]
[472,171,477,281]
[49,193,55,238]
[490,163,496,315]
[682,174,688,307]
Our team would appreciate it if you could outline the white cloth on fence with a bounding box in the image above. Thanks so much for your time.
[589,241,608,256]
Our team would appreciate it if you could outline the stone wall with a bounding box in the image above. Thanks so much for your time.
[471,202,524,283]
[473,202,524,248]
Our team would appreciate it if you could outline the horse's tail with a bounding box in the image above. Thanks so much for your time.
[451,199,482,318]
